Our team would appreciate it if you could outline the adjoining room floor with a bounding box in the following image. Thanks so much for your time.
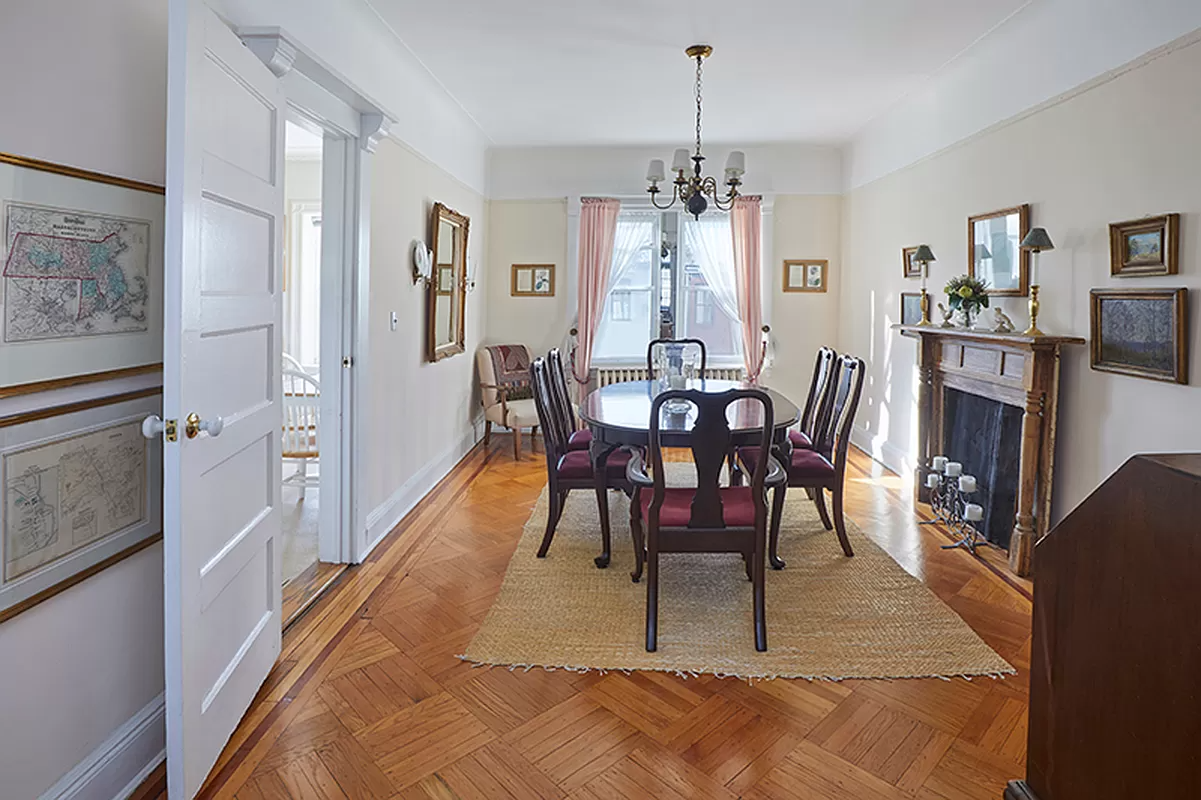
[281,484,320,586]
[195,437,1033,799]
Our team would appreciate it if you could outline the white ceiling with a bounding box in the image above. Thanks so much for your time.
[366,0,1029,147]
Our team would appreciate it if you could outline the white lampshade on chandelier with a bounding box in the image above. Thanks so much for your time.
[646,45,745,219]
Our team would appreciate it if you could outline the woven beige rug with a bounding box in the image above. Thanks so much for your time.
[463,465,1013,681]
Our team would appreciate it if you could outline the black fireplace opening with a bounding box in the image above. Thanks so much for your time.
[943,388,1023,548]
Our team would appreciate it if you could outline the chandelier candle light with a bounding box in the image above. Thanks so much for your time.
[913,244,936,326]
[1020,227,1054,336]
[646,45,745,219]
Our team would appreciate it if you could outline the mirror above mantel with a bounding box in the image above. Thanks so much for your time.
[969,204,1030,297]
[427,202,468,362]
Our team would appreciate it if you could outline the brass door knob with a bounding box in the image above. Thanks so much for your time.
[185,412,225,439]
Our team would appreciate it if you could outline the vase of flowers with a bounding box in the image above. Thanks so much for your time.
[944,274,990,328]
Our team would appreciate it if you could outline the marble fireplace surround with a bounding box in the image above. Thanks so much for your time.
[895,325,1085,577]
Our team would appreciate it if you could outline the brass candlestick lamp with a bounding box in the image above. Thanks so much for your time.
[1020,228,1054,336]
[913,244,936,326]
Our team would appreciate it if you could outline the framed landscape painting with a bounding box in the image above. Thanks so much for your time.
[900,292,924,326]
[1089,288,1188,384]
[1109,214,1179,276]
[0,152,164,397]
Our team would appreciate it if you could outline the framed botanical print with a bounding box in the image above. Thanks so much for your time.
[1109,214,1179,277]
[783,259,828,293]
[0,387,163,622]
[1089,288,1188,384]
[511,264,555,296]
[902,246,922,279]
[968,204,1030,297]
[0,152,164,398]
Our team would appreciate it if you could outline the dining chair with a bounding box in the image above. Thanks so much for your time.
[646,337,707,379]
[547,348,590,452]
[626,387,785,652]
[282,368,321,496]
[793,346,838,451]
[737,355,866,568]
[477,344,539,460]
[530,357,634,560]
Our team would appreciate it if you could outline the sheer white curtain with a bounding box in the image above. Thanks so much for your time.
[680,214,740,324]
[610,211,658,288]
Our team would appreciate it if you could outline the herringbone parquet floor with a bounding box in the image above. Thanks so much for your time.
[180,437,1031,800]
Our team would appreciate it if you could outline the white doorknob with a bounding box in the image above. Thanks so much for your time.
[141,415,165,439]
[185,413,224,439]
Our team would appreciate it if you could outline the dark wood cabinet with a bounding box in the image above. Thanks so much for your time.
[1007,454,1201,800]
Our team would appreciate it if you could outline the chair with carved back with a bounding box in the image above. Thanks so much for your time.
[737,354,866,568]
[547,348,591,452]
[530,358,634,560]
[646,337,707,380]
[794,346,838,452]
[626,387,785,652]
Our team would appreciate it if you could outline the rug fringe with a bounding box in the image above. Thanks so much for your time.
[455,653,1015,684]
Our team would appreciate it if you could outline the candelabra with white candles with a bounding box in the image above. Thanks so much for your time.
[922,456,988,554]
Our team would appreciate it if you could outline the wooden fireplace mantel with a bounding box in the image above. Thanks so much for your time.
[893,324,1085,577]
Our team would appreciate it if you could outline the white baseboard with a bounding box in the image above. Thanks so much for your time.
[359,423,481,561]
[851,426,912,478]
[41,693,165,800]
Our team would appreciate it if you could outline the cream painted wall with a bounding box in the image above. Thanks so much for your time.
[766,196,843,406]
[361,139,489,545]
[839,36,1201,523]
[485,200,570,354]
[0,1,167,797]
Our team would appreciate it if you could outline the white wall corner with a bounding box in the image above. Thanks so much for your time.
[39,693,165,800]
[359,424,482,561]
[851,425,912,481]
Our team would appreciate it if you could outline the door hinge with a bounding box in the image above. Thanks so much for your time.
[342,356,354,368]
[164,419,178,442]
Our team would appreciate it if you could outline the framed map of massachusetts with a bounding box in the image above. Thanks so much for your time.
[0,152,164,396]
[0,388,162,621]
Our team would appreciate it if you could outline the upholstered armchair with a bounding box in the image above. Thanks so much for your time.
[477,344,539,459]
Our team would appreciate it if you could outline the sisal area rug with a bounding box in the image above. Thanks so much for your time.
[463,464,1014,681]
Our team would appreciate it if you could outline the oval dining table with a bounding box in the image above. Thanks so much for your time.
[578,378,800,569]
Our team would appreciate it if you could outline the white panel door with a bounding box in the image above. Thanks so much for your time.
[162,1,284,797]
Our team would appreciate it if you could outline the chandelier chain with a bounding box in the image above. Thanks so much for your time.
[694,54,704,159]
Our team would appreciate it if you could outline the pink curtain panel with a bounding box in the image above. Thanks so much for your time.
[573,197,621,383]
[731,195,765,381]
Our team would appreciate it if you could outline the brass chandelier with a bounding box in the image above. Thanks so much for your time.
[646,45,745,219]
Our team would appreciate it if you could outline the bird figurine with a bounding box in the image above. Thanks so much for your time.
[937,302,954,327]
[992,308,1016,333]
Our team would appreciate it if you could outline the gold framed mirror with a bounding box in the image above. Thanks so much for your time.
[968,204,1030,297]
[427,202,468,362]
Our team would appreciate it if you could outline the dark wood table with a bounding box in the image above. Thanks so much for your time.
[578,379,800,568]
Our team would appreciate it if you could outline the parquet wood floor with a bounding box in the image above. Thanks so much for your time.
[182,436,1030,799]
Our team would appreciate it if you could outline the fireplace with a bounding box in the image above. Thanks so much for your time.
[893,324,1085,576]
[943,388,1022,548]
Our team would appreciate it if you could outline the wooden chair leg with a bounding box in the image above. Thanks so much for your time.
[646,536,659,652]
[727,451,743,486]
[512,427,522,460]
[832,483,854,557]
[753,535,767,652]
[483,419,492,447]
[769,485,787,570]
[531,425,539,453]
[537,484,562,558]
[629,489,645,583]
[813,486,834,530]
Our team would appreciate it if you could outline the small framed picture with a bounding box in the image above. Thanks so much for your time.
[902,246,922,279]
[1090,288,1188,384]
[1109,214,1179,277]
[900,292,924,325]
[783,259,827,293]
[511,264,555,297]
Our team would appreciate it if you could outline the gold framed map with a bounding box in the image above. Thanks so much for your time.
[0,152,164,396]
[0,387,162,621]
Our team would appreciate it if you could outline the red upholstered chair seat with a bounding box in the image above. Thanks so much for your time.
[568,429,592,451]
[738,446,835,481]
[556,448,631,480]
[788,429,812,449]
[640,486,758,528]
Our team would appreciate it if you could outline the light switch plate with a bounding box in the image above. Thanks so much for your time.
[389,311,398,331]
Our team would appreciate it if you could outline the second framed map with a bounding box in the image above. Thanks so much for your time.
[0,153,164,396]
